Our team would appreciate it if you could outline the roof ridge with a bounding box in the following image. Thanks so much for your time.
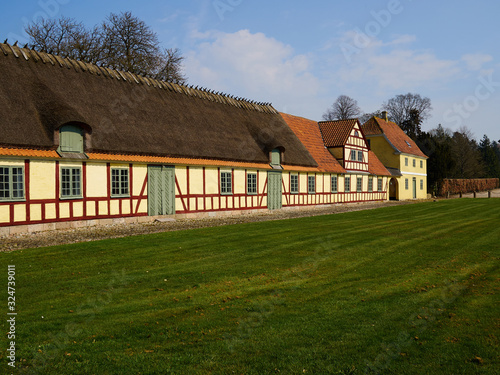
[0,42,277,115]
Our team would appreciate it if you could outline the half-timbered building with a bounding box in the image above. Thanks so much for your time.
[0,42,391,234]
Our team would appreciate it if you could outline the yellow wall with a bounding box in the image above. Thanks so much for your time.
[86,163,107,197]
[30,161,56,200]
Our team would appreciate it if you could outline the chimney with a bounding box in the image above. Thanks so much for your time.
[381,111,388,121]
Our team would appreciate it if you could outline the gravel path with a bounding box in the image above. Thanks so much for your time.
[1,200,417,252]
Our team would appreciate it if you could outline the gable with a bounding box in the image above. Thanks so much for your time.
[362,117,427,158]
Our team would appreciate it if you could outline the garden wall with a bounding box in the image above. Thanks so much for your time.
[438,178,500,196]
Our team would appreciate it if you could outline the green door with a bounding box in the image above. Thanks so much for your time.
[412,177,417,199]
[148,165,175,216]
[267,171,282,210]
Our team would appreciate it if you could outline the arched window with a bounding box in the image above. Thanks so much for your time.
[59,125,84,153]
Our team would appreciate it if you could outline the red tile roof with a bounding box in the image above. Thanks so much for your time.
[362,117,427,158]
[367,150,391,176]
[0,147,59,158]
[87,153,273,169]
[280,113,346,174]
[318,119,359,147]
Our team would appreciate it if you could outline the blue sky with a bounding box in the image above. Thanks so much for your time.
[1,0,499,141]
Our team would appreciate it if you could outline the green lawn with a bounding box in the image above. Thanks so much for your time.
[1,199,499,374]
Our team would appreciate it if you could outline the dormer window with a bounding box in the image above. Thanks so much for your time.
[59,125,84,153]
[405,140,411,147]
[270,148,283,169]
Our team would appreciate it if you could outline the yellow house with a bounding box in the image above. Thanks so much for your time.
[362,113,428,200]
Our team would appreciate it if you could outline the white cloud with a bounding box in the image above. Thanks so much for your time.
[462,53,493,71]
[332,33,460,91]
[184,29,320,108]
[385,34,417,46]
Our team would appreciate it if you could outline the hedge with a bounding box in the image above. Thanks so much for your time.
[438,178,500,196]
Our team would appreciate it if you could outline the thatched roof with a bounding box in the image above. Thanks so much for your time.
[0,43,317,167]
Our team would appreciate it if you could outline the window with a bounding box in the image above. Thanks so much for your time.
[111,168,129,197]
[290,174,299,194]
[221,171,232,194]
[358,151,363,162]
[351,150,356,161]
[331,176,338,193]
[357,177,362,192]
[367,139,371,148]
[413,159,416,168]
[270,148,281,166]
[354,130,359,137]
[405,178,409,190]
[405,158,408,167]
[420,179,424,190]
[308,175,316,194]
[345,176,351,192]
[378,178,383,191]
[59,125,84,153]
[368,177,373,192]
[420,160,423,168]
[0,166,24,201]
[61,167,82,198]
[405,140,411,147]
[247,173,257,195]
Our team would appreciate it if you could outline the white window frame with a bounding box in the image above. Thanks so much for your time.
[420,179,424,190]
[405,157,409,167]
[356,177,362,192]
[308,175,316,194]
[405,178,409,190]
[331,176,338,193]
[351,150,356,161]
[358,151,363,162]
[378,178,383,192]
[247,173,257,195]
[290,174,299,194]
[61,167,82,199]
[368,177,373,192]
[345,176,351,192]
[221,171,232,195]
[111,168,130,197]
[0,166,25,202]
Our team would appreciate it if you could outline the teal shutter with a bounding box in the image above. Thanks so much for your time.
[148,165,175,215]
[271,149,281,166]
[267,171,282,210]
[60,125,84,153]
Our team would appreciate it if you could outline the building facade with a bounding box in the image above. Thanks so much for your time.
[362,113,428,200]
[0,42,391,233]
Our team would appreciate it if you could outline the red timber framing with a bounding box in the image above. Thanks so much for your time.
[0,160,148,227]
[281,172,387,208]
[174,167,268,214]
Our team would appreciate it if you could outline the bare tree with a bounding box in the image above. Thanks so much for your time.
[382,93,432,136]
[25,12,186,84]
[359,111,384,124]
[153,48,186,84]
[25,16,98,60]
[323,95,362,121]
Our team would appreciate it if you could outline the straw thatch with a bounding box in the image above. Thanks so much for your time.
[0,43,317,167]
